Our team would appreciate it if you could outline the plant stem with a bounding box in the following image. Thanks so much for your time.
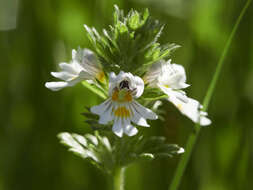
[113,167,125,190]
[168,1,252,190]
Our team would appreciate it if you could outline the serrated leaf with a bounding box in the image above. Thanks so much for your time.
[85,134,99,146]
[154,153,173,158]
[58,132,83,150]
[58,132,88,158]
[141,9,149,24]
[117,21,128,34]
[84,5,179,75]
[81,112,97,119]
[58,132,184,173]
[146,144,179,153]
[139,153,155,161]
[73,134,88,147]
[128,10,140,30]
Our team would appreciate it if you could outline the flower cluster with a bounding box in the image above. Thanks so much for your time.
[45,5,210,172]
[46,49,211,137]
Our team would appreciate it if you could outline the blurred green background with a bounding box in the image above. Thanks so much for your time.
[0,0,253,189]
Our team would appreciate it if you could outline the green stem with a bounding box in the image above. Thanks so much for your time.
[82,81,107,100]
[113,167,125,190]
[168,1,252,190]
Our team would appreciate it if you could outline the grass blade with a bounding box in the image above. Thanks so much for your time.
[168,1,252,190]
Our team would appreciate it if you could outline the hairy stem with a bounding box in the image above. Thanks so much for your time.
[113,167,125,190]
[168,1,252,190]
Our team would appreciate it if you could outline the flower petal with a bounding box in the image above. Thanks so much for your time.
[163,88,211,126]
[123,119,138,136]
[51,71,76,81]
[145,59,189,90]
[112,118,124,137]
[158,61,189,89]
[82,49,98,65]
[132,101,158,120]
[170,64,187,82]
[129,104,150,127]
[45,77,83,91]
[79,70,94,80]
[59,62,79,74]
[178,97,211,126]
[79,49,101,74]
[132,75,144,98]
[90,99,112,115]
[108,72,117,96]
[143,60,165,87]
[98,103,114,124]
[198,113,211,126]
[45,82,69,91]
[72,49,77,60]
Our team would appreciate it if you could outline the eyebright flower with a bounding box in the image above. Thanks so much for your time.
[45,48,105,91]
[144,59,211,126]
[91,71,158,137]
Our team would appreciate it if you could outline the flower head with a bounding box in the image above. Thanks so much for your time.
[91,71,158,137]
[144,59,189,89]
[144,59,211,126]
[45,48,105,91]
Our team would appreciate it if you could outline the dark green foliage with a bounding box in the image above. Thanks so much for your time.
[84,5,180,75]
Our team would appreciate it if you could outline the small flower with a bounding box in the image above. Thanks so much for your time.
[91,71,158,137]
[144,59,211,126]
[45,48,105,91]
[144,59,189,89]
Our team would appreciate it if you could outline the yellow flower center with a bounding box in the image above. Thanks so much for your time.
[114,107,131,118]
[112,89,132,102]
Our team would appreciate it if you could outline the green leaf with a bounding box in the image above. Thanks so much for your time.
[84,5,180,75]
[154,153,173,159]
[58,132,184,173]
[58,132,114,173]
[139,153,155,161]
[128,10,140,30]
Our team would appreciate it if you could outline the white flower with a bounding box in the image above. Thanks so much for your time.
[91,71,158,137]
[144,59,189,89]
[45,48,105,91]
[144,59,211,126]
